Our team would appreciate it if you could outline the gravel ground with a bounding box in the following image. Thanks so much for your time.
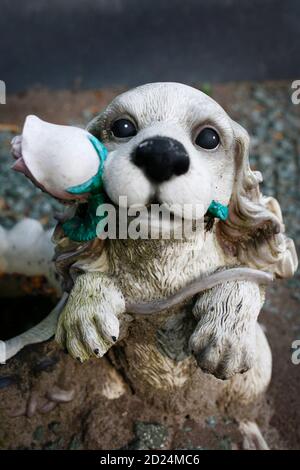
[0,81,299,449]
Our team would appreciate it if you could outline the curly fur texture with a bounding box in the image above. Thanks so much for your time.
[217,121,297,278]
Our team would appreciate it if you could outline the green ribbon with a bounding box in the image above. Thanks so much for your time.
[62,193,106,242]
[62,135,108,241]
[207,200,229,221]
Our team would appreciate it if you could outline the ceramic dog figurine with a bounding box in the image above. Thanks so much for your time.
[1,83,298,418]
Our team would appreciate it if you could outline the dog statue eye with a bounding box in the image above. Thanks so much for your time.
[111,119,137,138]
[195,128,220,149]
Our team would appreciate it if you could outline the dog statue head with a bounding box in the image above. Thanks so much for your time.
[87,82,297,278]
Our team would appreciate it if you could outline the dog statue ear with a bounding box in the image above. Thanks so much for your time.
[217,119,298,278]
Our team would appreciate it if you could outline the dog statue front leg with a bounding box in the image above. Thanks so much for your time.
[189,280,265,380]
[55,271,125,362]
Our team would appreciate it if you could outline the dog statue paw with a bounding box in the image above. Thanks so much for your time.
[55,272,125,362]
[189,280,263,379]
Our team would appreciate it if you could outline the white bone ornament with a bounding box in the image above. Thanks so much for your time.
[12,115,101,200]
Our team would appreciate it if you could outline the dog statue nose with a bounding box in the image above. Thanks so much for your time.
[132,137,190,183]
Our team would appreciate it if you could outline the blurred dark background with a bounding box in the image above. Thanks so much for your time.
[1,0,300,92]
